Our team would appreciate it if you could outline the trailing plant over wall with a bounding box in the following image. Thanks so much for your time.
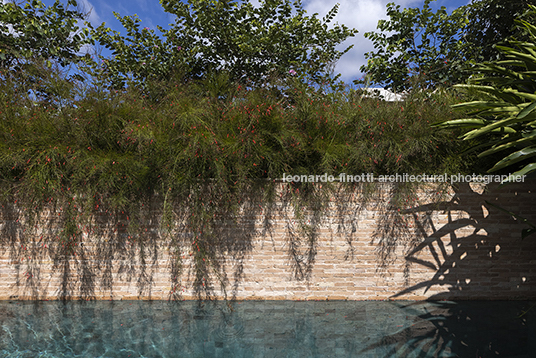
[0,61,478,299]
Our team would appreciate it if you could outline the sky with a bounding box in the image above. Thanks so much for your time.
[39,0,470,83]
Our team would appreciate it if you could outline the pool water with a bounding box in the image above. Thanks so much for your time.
[0,300,534,357]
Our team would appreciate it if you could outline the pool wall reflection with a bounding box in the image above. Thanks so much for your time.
[0,300,535,357]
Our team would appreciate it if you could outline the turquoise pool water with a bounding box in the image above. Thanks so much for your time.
[0,300,534,357]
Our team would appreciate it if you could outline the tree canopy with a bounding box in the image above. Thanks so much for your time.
[463,0,536,63]
[361,0,536,92]
[85,0,357,90]
[0,0,88,69]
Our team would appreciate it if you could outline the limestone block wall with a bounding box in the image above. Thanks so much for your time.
[0,181,535,300]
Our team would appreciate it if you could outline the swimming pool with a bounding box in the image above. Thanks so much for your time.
[0,300,534,357]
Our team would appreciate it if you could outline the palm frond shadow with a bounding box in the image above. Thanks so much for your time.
[360,300,535,357]
[368,180,536,356]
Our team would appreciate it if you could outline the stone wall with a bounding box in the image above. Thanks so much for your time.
[1,181,535,300]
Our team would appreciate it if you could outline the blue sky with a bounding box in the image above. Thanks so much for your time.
[40,0,470,83]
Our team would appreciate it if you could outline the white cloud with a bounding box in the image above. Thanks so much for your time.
[134,0,149,12]
[78,0,101,25]
[73,0,102,56]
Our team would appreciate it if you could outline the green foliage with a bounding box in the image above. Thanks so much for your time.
[85,0,357,90]
[436,6,536,183]
[0,62,475,298]
[463,0,536,63]
[360,0,469,92]
[0,0,89,69]
[361,0,536,92]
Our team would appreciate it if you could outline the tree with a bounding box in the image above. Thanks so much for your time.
[0,0,89,69]
[436,7,536,239]
[360,0,468,92]
[361,0,536,92]
[436,6,536,184]
[463,0,536,63]
[85,0,357,90]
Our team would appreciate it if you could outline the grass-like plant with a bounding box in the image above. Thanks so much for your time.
[0,62,478,299]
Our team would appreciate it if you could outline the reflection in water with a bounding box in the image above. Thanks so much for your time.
[0,300,534,357]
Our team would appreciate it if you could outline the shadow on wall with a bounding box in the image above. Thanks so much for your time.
[0,185,274,300]
[368,180,536,356]
[0,182,366,301]
[0,197,164,300]
[0,179,535,305]
[375,181,536,300]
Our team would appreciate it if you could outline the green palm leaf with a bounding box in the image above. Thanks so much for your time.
[517,101,536,119]
[479,130,536,156]
[488,146,536,172]
[461,116,520,140]
[445,5,536,239]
